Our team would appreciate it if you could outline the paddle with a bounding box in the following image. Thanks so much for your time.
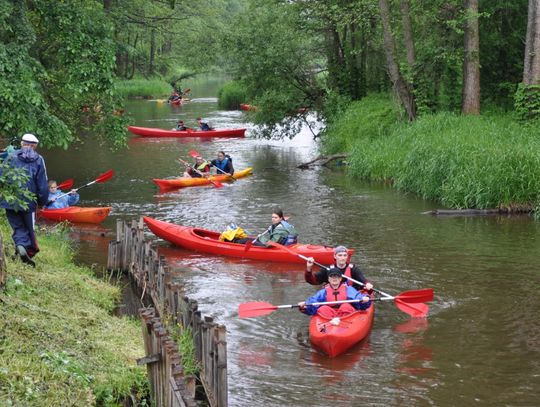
[56,179,74,190]
[239,299,370,319]
[50,170,114,202]
[177,158,224,188]
[265,241,432,317]
[243,229,270,252]
[188,150,237,181]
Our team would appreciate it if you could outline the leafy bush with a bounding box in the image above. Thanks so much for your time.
[217,80,247,110]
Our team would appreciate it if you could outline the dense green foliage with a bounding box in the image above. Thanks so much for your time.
[326,95,540,211]
[0,161,35,210]
[0,0,128,149]
[217,80,247,110]
[0,219,149,406]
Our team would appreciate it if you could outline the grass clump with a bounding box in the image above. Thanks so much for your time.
[324,94,540,212]
[115,78,172,99]
[217,80,247,110]
[0,219,150,406]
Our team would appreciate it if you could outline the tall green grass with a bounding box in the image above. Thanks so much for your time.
[217,80,247,110]
[115,78,172,99]
[324,94,540,211]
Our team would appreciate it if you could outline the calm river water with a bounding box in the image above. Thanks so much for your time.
[40,78,540,406]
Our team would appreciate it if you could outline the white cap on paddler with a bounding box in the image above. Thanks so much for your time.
[22,133,39,144]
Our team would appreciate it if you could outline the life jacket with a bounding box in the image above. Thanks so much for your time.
[324,283,348,308]
[279,220,298,245]
[329,264,354,286]
[214,156,231,172]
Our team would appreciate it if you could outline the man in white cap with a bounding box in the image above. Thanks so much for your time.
[0,133,48,267]
[304,245,374,291]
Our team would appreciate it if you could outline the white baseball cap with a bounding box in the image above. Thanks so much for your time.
[21,133,39,144]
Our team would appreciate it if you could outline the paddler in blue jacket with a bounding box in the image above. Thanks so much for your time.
[298,268,371,319]
[210,151,234,175]
[45,180,80,209]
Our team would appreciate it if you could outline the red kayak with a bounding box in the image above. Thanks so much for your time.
[38,206,112,224]
[309,304,374,357]
[127,126,246,138]
[240,104,257,111]
[143,216,352,264]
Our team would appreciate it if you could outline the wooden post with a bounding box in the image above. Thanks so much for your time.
[0,231,7,289]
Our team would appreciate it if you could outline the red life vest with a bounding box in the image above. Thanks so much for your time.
[329,264,354,286]
[325,283,347,308]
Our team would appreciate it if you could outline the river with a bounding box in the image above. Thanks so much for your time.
[40,77,540,406]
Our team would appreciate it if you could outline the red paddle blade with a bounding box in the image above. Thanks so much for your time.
[395,288,434,303]
[96,169,114,183]
[243,239,254,252]
[209,179,224,188]
[188,150,200,158]
[57,178,74,190]
[395,299,429,318]
[238,301,277,318]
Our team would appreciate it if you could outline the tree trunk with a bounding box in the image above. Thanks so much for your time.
[148,29,156,76]
[103,0,112,12]
[462,0,481,115]
[523,0,540,85]
[378,0,417,120]
[400,0,416,68]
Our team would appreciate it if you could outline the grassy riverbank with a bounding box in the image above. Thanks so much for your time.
[324,94,540,214]
[115,78,171,99]
[0,220,149,406]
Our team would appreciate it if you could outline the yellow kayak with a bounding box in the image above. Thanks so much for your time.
[152,167,253,191]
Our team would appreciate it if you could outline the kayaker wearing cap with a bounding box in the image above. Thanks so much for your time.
[305,245,373,291]
[298,268,371,319]
[182,155,211,178]
[0,133,49,267]
[196,117,213,131]
[174,120,187,131]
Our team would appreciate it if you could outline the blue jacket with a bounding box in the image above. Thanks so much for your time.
[1,147,48,211]
[45,190,80,209]
[304,284,371,315]
[210,156,234,174]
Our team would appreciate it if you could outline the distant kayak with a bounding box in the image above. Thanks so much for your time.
[153,168,253,192]
[309,305,374,357]
[143,216,352,264]
[38,206,112,224]
[127,126,246,138]
[240,104,257,111]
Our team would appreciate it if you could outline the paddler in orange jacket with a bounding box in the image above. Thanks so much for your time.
[298,268,371,319]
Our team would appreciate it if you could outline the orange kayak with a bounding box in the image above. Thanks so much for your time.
[38,206,112,224]
[153,168,253,191]
[309,304,374,357]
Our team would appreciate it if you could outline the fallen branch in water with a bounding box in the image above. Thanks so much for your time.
[423,205,533,216]
[297,154,348,169]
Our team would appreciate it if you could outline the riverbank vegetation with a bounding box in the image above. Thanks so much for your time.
[0,220,149,406]
[115,78,172,99]
[325,94,540,213]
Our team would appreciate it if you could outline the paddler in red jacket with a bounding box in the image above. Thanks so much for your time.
[298,268,371,318]
[304,245,373,291]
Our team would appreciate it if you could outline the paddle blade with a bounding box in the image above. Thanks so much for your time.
[243,239,254,252]
[395,299,429,318]
[189,150,200,158]
[96,169,114,183]
[395,288,434,304]
[209,179,224,188]
[238,301,277,318]
[57,179,74,190]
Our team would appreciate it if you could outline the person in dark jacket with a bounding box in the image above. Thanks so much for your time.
[210,151,234,175]
[304,245,373,291]
[0,133,48,266]
[196,117,212,131]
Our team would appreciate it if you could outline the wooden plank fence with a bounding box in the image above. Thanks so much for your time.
[107,219,228,407]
